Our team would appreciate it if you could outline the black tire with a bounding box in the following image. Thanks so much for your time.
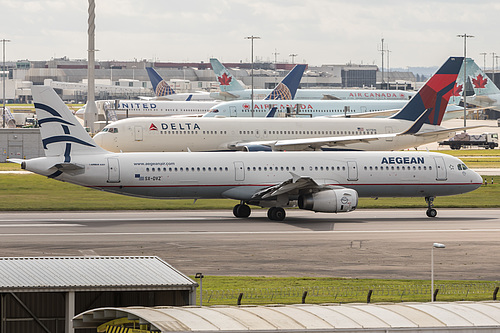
[236,204,251,218]
[267,207,277,220]
[426,208,437,218]
[233,204,241,217]
[273,207,286,221]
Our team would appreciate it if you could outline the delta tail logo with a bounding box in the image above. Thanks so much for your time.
[155,80,176,96]
[149,123,158,131]
[266,83,292,100]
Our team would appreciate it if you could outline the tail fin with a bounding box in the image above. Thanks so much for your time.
[32,86,107,159]
[264,64,306,100]
[449,59,465,105]
[210,58,246,92]
[146,67,176,97]
[390,57,463,126]
[466,58,500,96]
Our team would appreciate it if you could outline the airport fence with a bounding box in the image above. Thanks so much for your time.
[201,283,500,305]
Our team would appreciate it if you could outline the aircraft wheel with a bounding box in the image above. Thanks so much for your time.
[267,207,286,221]
[233,204,251,218]
[426,208,437,218]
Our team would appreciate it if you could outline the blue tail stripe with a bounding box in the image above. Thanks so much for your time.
[62,125,70,135]
[64,143,71,162]
[38,117,75,126]
[42,135,96,149]
[34,103,62,117]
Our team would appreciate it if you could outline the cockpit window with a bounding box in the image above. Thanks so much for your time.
[211,109,219,113]
[107,128,118,133]
[458,163,468,170]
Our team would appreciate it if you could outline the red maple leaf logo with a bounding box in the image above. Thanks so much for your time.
[218,73,232,85]
[472,74,488,88]
[452,83,463,96]
[149,123,158,131]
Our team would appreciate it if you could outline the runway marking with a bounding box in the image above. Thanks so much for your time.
[1,229,500,237]
[0,218,208,223]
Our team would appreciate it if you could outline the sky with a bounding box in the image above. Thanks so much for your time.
[1,0,499,69]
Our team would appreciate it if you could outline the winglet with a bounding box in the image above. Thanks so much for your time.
[265,64,306,100]
[399,108,433,135]
[265,106,278,118]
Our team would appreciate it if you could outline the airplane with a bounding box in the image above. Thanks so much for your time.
[209,57,415,101]
[460,58,500,111]
[75,64,306,121]
[146,67,213,101]
[93,57,470,153]
[11,85,482,220]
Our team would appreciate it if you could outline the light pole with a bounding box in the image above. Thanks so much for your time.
[110,64,115,84]
[245,35,260,117]
[431,242,446,302]
[289,53,298,64]
[480,52,487,71]
[195,273,204,306]
[457,34,474,130]
[132,65,136,80]
[1,38,10,128]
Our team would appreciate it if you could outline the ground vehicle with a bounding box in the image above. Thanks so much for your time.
[439,132,499,150]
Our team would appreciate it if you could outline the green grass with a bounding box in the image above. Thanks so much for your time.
[190,276,500,305]
[0,173,498,211]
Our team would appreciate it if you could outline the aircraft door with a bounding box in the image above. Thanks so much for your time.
[360,106,367,114]
[347,161,358,181]
[230,106,237,117]
[234,161,245,181]
[385,126,393,141]
[434,156,447,180]
[107,158,120,183]
[134,126,143,141]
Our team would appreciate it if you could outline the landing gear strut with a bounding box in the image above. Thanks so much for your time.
[425,196,437,218]
[267,207,286,221]
[233,203,251,218]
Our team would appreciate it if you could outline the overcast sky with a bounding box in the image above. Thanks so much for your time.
[1,0,499,69]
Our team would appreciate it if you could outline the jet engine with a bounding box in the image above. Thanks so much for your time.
[298,189,358,213]
[242,145,273,152]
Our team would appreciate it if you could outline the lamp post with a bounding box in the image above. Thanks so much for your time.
[1,39,10,128]
[431,243,446,302]
[457,34,474,130]
[289,53,298,64]
[195,273,204,306]
[244,35,260,117]
[110,65,115,83]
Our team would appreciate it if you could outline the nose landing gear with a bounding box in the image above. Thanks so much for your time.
[425,196,437,218]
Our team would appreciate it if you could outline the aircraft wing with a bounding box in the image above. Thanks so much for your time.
[218,91,240,99]
[414,125,489,137]
[251,172,341,199]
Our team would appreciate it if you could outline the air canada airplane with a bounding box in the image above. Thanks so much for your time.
[94,57,469,152]
[461,58,500,111]
[10,86,482,220]
[209,58,415,101]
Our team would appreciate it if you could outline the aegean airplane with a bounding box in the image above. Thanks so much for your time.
[94,57,468,152]
[209,57,415,101]
[10,85,482,220]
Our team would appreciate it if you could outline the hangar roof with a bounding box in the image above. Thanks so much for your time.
[0,256,196,292]
[74,302,500,332]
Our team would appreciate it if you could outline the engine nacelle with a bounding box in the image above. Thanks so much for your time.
[298,189,358,213]
[242,145,273,152]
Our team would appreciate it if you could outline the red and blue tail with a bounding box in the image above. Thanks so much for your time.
[146,67,176,97]
[391,57,463,125]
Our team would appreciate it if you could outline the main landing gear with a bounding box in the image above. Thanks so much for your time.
[232,203,286,221]
[425,196,437,218]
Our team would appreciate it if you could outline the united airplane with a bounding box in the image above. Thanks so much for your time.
[94,57,468,152]
[146,67,213,101]
[209,57,415,101]
[10,86,482,220]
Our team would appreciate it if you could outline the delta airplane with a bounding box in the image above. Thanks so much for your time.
[146,67,213,101]
[11,86,482,220]
[209,57,415,101]
[75,64,306,120]
[93,57,469,153]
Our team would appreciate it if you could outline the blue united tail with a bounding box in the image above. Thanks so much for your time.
[264,64,306,100]
[146,67,176,97]
[390,57,463,126]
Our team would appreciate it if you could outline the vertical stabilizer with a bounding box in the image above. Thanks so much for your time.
[210,58,246,92]
[391,57,463,126]
[146,67,176,97]
[467,58,500,96]
[264,64,306,100]
[32,86,107,159]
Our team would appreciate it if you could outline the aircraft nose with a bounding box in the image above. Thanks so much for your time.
[93,132,104,147]
[471,169,484,187]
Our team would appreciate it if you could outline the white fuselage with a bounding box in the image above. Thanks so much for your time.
[210,89,414,101]
[93,116,453,153]
[204,99,410,117]
[76,100,219,119]
[22,151,482,202]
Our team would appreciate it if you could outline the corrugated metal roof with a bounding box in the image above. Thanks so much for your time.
[73,302,500,332]
[0,256,196,291]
